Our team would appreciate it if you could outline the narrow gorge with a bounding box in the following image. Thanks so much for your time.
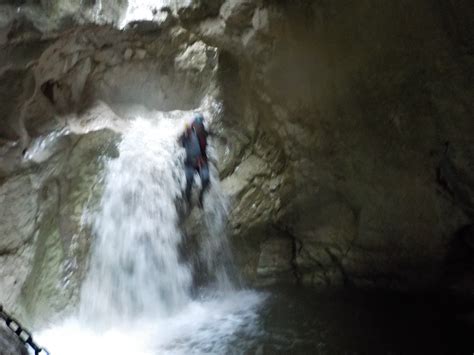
[0,0,473,354]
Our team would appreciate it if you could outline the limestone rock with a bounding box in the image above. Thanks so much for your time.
[220,0,256,28]
[134,49,147,60]
[0,244,35,317]
[0,67,31,141]
[93,49,122,66]
[257,237,293,283]
[222,154,268,198]
[186,0,474,291]
[276,189,357,286]
[18,128,120,325]
[123,48,133,60]
[174,40,216,73]
[251,7,269,34]
[0,120,119,325]
[175,0,224,22]
[0,175,37,252]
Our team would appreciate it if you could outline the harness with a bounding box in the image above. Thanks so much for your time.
[192,122,207,160]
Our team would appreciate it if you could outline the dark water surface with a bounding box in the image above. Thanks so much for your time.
[230,285,473,355]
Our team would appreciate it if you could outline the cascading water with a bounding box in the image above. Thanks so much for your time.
[119,0,171,29]
[198,172,237,292]
[79,117,191,325]
[36,111,264,355]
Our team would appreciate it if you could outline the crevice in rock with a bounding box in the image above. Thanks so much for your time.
[291,234,303,284]
[299,247,332,286]
[436,142,455,197]
[324,247,351,287]
[0,246,21,257]
[273,224,302,283]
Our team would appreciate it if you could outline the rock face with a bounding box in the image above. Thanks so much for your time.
[0,0,473,326]
[180,0,474,291]
[0,3,220,326]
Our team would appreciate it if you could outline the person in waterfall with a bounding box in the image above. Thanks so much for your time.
[178,113,210,208]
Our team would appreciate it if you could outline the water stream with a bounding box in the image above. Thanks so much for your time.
[119,0,170,29]
[37,113,264,354]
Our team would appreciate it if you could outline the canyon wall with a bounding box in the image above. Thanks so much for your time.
[0,0,473,326]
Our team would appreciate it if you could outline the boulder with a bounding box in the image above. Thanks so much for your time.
[220,0,255,28]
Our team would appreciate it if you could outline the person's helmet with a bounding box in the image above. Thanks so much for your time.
[194,113,204,125]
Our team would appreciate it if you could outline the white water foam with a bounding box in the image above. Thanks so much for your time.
[120,0,171,29]
[79,117,190,325]
[36,113,264,354]
[38,290,263,355]
[23,128,70,164]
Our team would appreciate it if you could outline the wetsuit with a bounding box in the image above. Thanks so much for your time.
[192,120,208,160]
[179,127,210,205]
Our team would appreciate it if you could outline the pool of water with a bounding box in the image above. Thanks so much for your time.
[229,285,474,355]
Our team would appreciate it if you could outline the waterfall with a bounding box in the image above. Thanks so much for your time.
[119,0,171,28]
[198,166,237,292]
[37,111,264,355]
[79,117,191,325]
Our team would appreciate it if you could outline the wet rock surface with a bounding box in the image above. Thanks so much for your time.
[184,0,474,292]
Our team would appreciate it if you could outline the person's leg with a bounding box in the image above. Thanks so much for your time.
[198,163,210,208]
[184,164,195,203]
